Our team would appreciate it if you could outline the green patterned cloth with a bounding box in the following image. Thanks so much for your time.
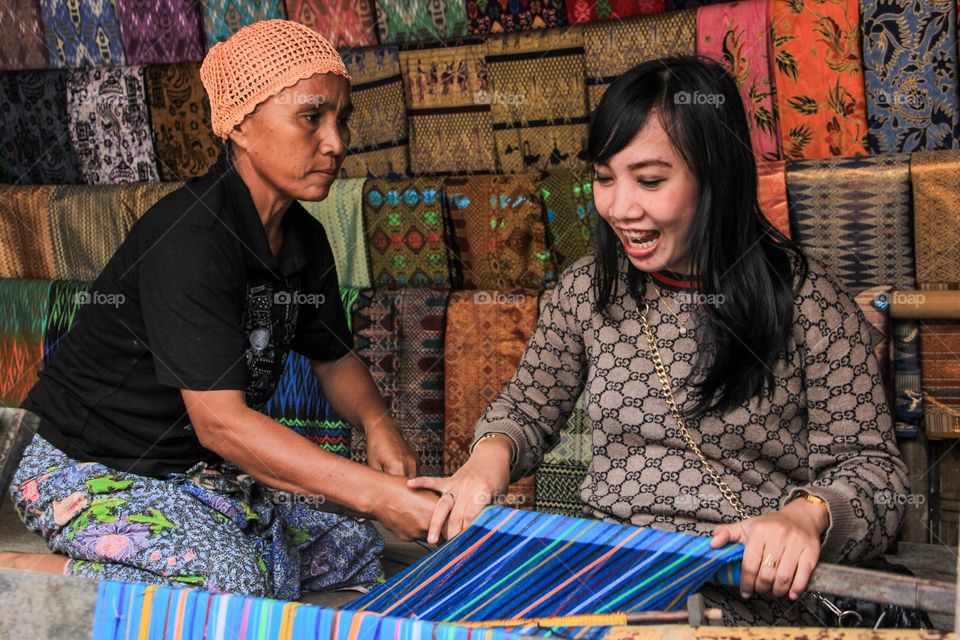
[373,0,468,43]
[300,179,372,289]
[363,180,455,288]
[538,169,597,274]
[0,279,52,407]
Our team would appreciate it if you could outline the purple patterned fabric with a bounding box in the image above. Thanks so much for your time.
[115,0,205,65]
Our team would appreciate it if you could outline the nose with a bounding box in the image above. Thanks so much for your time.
[317,118,348,158]
[606,185,644,227]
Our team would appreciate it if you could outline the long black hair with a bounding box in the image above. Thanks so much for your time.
[588,56,808,418]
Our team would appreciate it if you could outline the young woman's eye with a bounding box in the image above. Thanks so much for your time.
[594,175,613,185]
[638,178,664,188]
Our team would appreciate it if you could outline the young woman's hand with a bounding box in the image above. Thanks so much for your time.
[365,419,419,477]
[406,435,513,544]
[711,497,829,601]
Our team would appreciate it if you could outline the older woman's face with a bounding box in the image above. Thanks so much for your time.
[232,73,352,202]
[592,113,699,274]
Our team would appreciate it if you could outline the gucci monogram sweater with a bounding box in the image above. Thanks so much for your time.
[473,252,909,568]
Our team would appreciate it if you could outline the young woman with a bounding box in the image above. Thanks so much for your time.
[4,20,437,599]
[411,56,909,625]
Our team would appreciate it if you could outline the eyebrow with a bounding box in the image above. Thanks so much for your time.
[594,159,672,169]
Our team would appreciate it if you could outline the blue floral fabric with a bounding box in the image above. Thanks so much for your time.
[10,432,384,600]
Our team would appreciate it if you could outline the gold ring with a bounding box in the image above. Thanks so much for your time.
[762,553,779,569]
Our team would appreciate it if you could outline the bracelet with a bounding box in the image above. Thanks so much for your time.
[472,432,518,467]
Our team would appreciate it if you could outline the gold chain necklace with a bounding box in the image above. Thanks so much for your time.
[654,285,689,336]
[635,299,749,521]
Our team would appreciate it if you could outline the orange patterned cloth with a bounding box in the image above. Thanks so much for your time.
[769,0,868,158]
[445,174,551,290]
[757,160,791,238]
[286,0,377,48]
[443,289,539,506]
[0,186,57,279]
[697,0,780,161]
[200,19,351,139]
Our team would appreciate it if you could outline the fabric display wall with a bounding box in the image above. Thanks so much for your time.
[444,290,539,506]
[351,288,448,475]
[911,151,960,439]
[3,0,960,547]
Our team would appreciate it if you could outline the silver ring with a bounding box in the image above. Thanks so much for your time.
[441,491,455,500]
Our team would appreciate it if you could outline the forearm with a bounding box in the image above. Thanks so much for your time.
[198,404,384,514]
[313,352,397,432]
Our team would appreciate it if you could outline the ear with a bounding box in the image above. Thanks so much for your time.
[228,102,265,152]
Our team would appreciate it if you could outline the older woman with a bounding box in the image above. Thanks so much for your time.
[411,57,910,625]
[4,20,436,599]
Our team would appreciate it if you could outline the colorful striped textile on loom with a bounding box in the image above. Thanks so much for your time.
[91,580,526,640]
[346,507,743,639]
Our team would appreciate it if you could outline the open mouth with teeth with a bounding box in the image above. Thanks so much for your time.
[622,230,660,249]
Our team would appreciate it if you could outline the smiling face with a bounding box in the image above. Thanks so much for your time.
[592,112,700,274]
[229,73,353,202]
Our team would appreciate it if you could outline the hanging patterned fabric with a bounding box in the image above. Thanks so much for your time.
[911,152,960,438]
[911,151,960,287]
[445,174,550,290]
[756,160,791,238]
[920,320,960,438]
[144,62,221,181]
[0,0,48,70]
[346,506,744,639]
[339,46,408,179]
[43,280,91,369]
[582,11,696,111]
[787,155,915,292]
[566,0,665,24]
[861,0,960,153]
[114,0,204,65]
[666,0,727,8]
[401,42,496,174]
[486,30,590,174]
[363,179,455,288]
[537,168,596,273]
[92,580,528,640]
[0,70,83,184]
[444,290,539,505]
[264,288,360,457]
[47,183,180,280]
[373,0,469,43]
[769,0,869,159]
[0,279,51,407]
[300,178,372,289]
[39,0,126,67]
[66,67,161,184]
[286,0,377,48]
[200,0,286,46]
[0,186,57,279]
[467,0,566,35]
[534,287,591,517]
[352,289,448,475]
[696,0,780,161]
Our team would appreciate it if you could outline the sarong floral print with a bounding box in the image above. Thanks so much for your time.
[10,432,384,600]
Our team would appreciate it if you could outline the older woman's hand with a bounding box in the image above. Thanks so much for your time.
[365,419,419,477]
[711,497,829,601]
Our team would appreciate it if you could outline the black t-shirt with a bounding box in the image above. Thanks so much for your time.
[22,153,353,477]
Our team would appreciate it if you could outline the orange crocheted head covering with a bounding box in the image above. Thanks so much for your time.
[200,19,352,140]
